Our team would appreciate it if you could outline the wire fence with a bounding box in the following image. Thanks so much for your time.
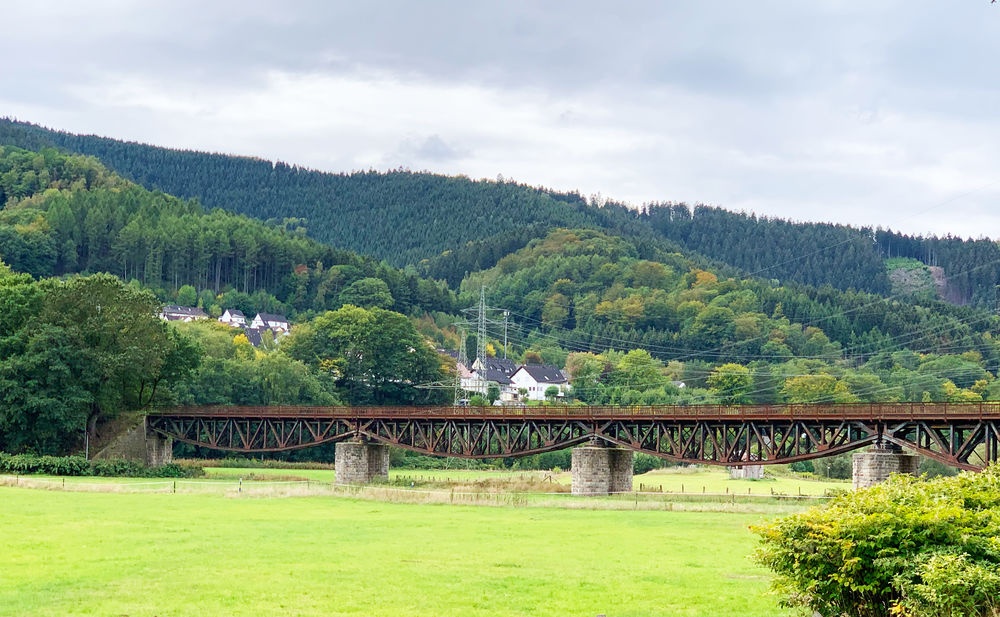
[1,473,834,512]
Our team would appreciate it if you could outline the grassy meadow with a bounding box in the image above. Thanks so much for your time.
[197,464,849,497]
[0,484,797,617]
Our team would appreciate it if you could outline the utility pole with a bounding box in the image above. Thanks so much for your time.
[503,310,509,360]
[455,329,468,405]
[476,286,488,367]
[453,286,512,404]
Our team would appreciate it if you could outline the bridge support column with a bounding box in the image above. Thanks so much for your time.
[145,427,173,467]
[730,465,764,480]
[335,440,389,485]
[852,445,919,489]
[571,444,633,496]
[93,416,172,467]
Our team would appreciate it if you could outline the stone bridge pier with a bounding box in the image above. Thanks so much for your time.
[571,443,634,495]
[335,439,390,484]
[94,416,173,467]
[852,444,919,489]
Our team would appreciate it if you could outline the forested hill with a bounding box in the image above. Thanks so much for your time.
[2,118,998,306]
[0,145,455,317]
[463,228,999,367]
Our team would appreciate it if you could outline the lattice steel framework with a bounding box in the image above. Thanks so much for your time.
[146,402,1000,470]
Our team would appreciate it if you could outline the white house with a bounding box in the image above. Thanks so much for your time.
[160,305,208,322]
[509,364,571,402]
[250,312,290,334]
[218,309,247,328]
[462,357,518,398]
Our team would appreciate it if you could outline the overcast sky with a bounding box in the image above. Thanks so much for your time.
[2,2,999,239]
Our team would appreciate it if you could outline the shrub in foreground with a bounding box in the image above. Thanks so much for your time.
[0,452,202,478]
[752,465,1000,617]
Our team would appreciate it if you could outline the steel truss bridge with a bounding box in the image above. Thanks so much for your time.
[146,402,1000,471]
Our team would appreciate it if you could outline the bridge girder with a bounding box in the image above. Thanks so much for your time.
[146,404,1000,469]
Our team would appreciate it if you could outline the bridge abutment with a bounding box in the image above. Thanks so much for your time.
[94,416,173,467]
[852,445,919,489]
[335,440,390,484]
[571,444,633,495]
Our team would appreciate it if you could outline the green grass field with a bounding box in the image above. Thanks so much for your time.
[0,486,796,617]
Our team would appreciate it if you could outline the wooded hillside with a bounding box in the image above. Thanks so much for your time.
[7,118,995,305]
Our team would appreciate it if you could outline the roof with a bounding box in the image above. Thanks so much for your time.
[222,309,246,318]
[161,305,208,320]
[515,364,569,384]
[255,312,289,324]
[243,327,268,347]
[480,368,513,385]
[480,357,517,376]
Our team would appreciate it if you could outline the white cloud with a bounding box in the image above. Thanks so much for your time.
[3,1,1000,239]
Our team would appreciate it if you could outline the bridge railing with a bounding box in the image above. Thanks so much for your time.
[150,402,1000,421]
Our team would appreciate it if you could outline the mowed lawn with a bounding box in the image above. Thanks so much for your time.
[0,487,793,617]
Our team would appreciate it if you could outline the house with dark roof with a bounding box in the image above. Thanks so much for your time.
[160,305,208,322]
[250,313,290,334]
[219,309,247,328]
[242,326,274,348]
[461,356,518,397]
[471,357,517,386]
[510,364,571,401]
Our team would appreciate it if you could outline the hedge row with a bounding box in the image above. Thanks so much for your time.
[0,453,203,478]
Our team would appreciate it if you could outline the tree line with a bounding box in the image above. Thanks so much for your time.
[0,263,450,455]
[12,117,1000,305]
[0,144,456,318]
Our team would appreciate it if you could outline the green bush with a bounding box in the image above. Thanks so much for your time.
[895,552,1000,617]
[89,459,147,477]
[514,449,572,471]
[633,453,664,475]
[0,453,89,475]
[752,465,1000,617]
[812,452,853,479]
[0,452,202,478]
[147,463,203,478]
[788,460,814,473]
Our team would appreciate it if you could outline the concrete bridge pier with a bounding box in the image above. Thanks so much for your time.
[93,416,173,466]
[145,429,173,467]
[571,443,633,496]
[335,439,390,484]
[852,443,919,489]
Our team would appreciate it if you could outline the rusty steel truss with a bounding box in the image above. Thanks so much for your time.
[146,402,1000,470]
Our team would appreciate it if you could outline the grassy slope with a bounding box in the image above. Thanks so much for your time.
[0,487,793,617]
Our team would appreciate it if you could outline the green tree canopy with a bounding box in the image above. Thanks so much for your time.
[706,363,753,404]
[283,305,448,405]
[781,374,858,404]
[338,277,394,309]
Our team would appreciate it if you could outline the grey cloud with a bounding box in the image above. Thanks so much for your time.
[3,1,1000,239]
[391,135,470,166]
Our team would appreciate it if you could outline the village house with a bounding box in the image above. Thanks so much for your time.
[250,312,291,334]
[159,305,208,322]
[462,357,518,399]
[218,308,247,328]
[509,364,571,401]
